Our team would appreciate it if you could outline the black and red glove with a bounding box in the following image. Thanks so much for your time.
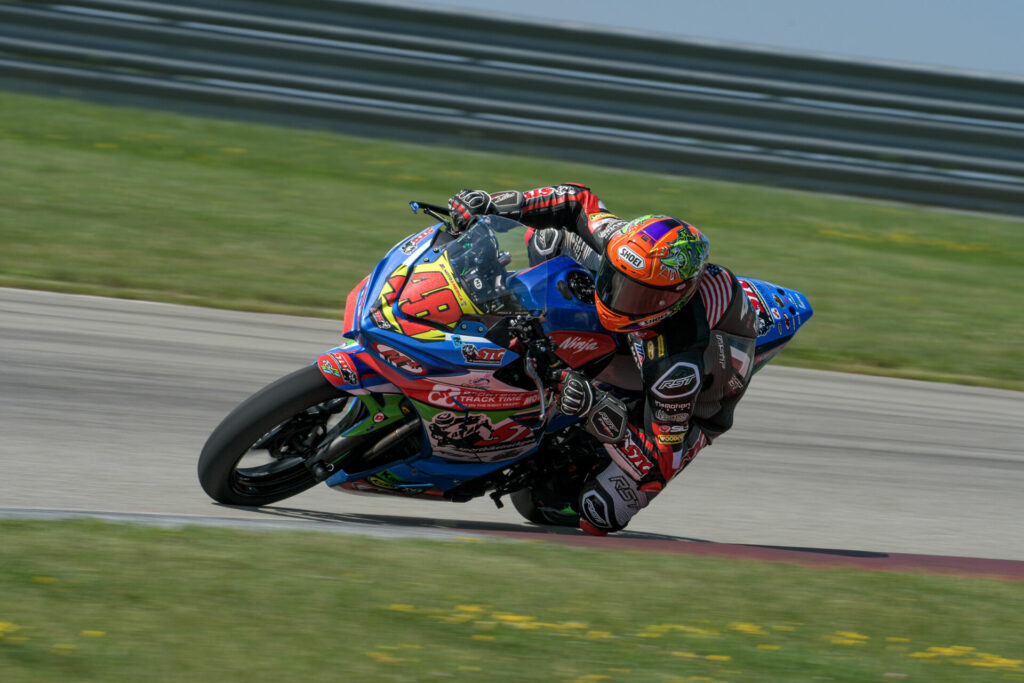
[555,370,628,444]
[448,189,494,233]
[556,370,596,416]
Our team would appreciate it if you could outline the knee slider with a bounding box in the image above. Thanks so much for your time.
[578,463,652,532]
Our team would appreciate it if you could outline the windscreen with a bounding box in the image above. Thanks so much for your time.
[443,216,539,315]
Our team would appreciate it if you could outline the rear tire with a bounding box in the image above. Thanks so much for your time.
[510,487,580,527]
[198,365,353,506]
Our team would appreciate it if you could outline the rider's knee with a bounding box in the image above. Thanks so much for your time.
[578,462,657,533]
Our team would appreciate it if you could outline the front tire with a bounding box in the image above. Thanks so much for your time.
[198,365,358,506]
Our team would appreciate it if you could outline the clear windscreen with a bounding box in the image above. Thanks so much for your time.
[444,216,540,315]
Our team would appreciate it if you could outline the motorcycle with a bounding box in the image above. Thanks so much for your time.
[198,203,812,526]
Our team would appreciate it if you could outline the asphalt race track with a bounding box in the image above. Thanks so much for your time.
[2,287,1023,570]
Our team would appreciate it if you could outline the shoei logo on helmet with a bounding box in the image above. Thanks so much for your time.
[617,245,646,270]
[652,362,701,400]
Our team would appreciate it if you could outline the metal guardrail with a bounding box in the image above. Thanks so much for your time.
[2,0,1024,215]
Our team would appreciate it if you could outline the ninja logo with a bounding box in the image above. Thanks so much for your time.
[652,362,701,400]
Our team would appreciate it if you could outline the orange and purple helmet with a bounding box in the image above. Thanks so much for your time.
[595,215,710,332]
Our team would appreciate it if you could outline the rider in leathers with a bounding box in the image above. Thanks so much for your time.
[449,184,759,536]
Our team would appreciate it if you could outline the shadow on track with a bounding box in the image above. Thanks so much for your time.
[226,504,706,543]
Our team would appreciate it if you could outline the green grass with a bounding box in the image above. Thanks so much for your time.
[0,521,1022,682]
[1,91,1023,389]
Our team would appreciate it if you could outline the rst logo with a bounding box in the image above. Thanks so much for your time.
[617,245,645,270]
[652,362,701,400]
[373,343,425,375]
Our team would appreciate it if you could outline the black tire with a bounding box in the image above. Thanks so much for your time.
[198,364,354,506]
[510,487,580,527]
[510,488,547,524]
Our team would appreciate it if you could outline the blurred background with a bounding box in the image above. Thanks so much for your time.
[2,3,1023,679]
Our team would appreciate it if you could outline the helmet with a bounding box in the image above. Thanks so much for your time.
[595,215,709,332]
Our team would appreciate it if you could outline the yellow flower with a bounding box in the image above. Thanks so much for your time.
[387,604,417,612]
[364,651,402,663]
[455,605,486,613]
[80,630,106,637]
[705,654,732,661]
[471,635,495,641]
[730,622,767,635]
[492,613,535,623]
[835,631,870,640]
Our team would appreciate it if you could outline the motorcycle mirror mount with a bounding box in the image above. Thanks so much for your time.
[410,201,453,231]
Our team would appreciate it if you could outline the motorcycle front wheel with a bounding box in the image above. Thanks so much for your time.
[198,364,363,506]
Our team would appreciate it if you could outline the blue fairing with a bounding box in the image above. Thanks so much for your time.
[321,218,811,497]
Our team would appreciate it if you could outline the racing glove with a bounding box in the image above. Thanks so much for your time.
[555,370,629,444]
[448,189,494,233]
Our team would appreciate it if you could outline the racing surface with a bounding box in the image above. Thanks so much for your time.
[3,287,1023,575]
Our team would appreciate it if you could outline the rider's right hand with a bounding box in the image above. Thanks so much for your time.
[448,189,494,233]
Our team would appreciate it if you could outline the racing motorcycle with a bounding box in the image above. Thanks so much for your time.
[198,203,812,525]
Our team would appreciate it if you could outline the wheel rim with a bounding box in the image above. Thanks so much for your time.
[228,397,365,499]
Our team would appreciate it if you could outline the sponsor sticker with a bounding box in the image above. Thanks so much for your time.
[607,437,654,478]
[319,357,340,378]
[617,245,646,270]
[329,351,359,385]
[400,227,434,255]
[415,384,537,410]
[739,279,775,337]
[461,344,506,365]
[652,362,701,400]
[373,343,425,375]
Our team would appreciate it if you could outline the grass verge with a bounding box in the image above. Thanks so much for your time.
[1,91,1022,390]
[1,521,1022,681]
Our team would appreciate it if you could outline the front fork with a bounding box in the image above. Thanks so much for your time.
[308,344,416,481]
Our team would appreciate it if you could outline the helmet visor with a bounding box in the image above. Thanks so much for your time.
[595,259,699,316]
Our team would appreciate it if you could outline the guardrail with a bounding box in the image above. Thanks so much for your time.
[3,0,1024,215]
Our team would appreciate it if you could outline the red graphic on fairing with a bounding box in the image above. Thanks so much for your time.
[427,411,538,462]
[372,343,425,375]
[549,331,617,368]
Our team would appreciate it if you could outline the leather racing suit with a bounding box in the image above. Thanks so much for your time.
[490,183,760,534]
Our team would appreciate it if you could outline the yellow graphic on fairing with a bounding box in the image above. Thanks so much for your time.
[376,254,481,341]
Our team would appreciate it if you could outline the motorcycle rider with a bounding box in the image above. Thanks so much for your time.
[448,185,759,536]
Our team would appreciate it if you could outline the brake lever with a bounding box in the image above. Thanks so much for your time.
[410,201,453,231]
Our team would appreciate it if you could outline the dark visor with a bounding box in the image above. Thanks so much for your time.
[595,259,699,316]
